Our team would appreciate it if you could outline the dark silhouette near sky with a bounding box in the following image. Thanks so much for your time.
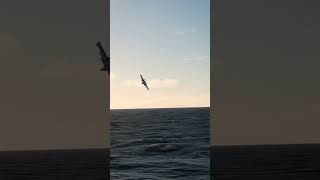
[96,41,110,74]
[140,75,149,90]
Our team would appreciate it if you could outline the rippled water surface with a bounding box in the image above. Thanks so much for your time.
[111,107,210,179]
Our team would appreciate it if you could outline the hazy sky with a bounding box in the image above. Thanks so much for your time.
[0,0,110,150]
[212,0,320,145]
[110,0,210,109]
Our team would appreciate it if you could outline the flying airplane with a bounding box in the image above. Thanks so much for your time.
[96,41,110,74]
[140,75,149,90]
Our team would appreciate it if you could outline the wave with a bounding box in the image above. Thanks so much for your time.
[145,143,179,152]
[112,137,168,149]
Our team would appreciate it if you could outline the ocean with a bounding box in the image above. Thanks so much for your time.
[0,149,109,180]
[212,144,320,180]
[111,107,210,180]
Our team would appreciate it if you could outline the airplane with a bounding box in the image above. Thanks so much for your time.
[140,74,149,90]
[96,41,110,74]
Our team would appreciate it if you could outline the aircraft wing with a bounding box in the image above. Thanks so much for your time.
[96,41,110,73]
[145,83,149,90]
[96,42,108,59]
[140,75,149,90]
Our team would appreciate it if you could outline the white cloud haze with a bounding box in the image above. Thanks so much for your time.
[122,78,178,89]
[110,72,116,80]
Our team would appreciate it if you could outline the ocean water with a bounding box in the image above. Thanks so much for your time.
[0,149,109,180]
[111,107,210,180]
[212,144,320,180]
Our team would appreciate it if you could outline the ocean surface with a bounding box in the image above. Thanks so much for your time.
[111,107,210,180]
[0,149,109,180]
[212,144,320,180]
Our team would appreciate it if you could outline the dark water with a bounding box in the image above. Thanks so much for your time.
[111,107,210,180]
[212,144,320,180]
[0,149,109,180]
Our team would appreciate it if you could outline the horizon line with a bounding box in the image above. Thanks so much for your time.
[111,106,210,111]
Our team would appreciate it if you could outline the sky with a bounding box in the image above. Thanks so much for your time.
[110,0,210,109]
[0,0,110,150]
[212,0,320,145]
